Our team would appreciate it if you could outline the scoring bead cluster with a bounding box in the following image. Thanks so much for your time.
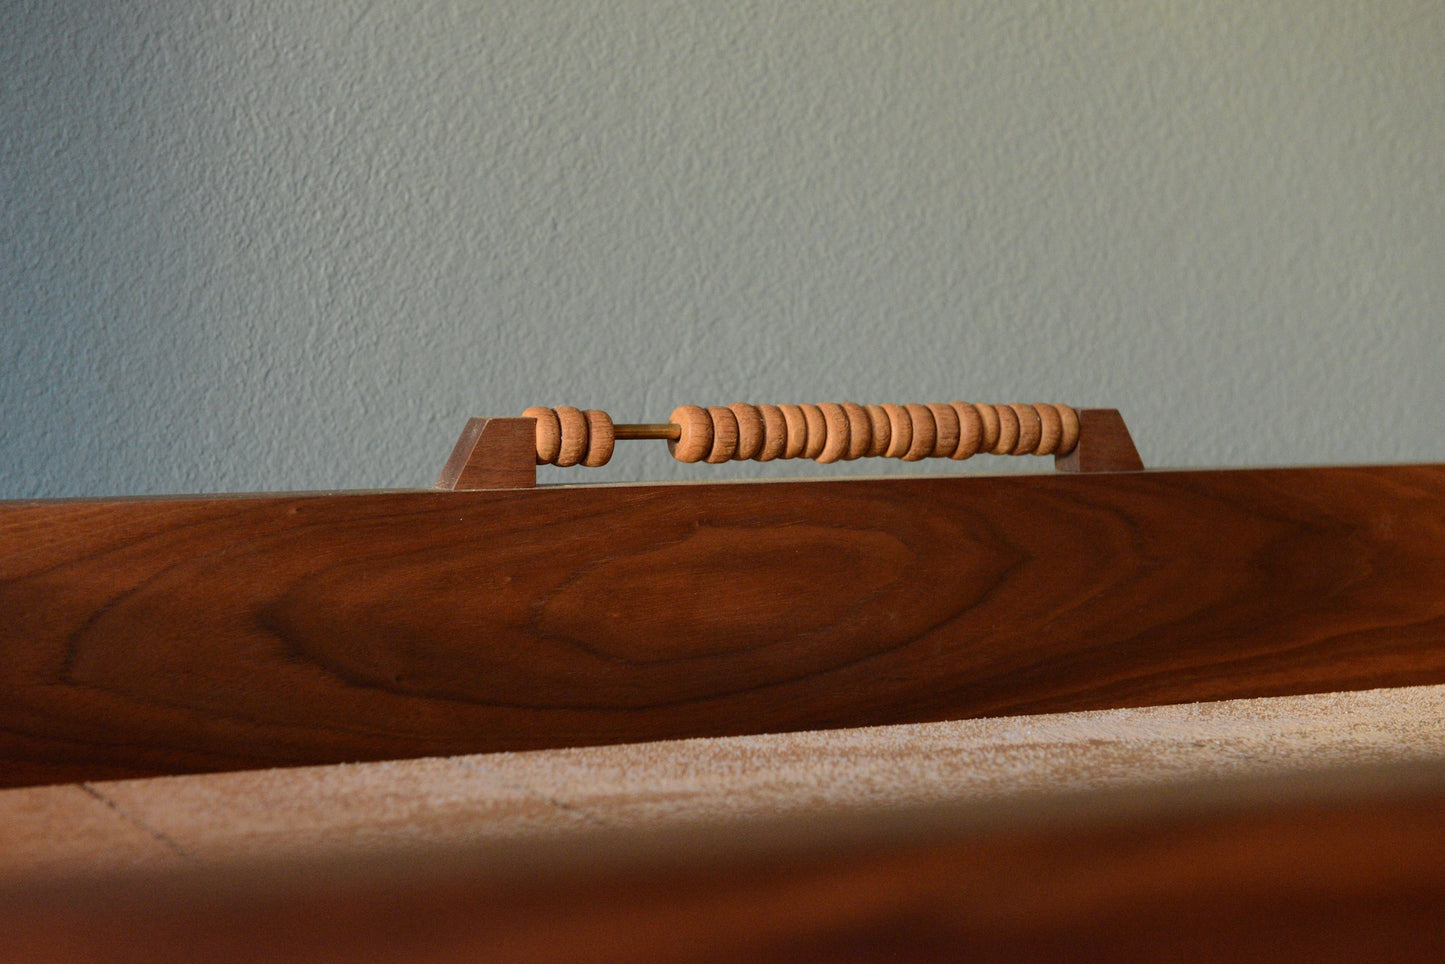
[665,402,1078,464]
[522,406,616,467]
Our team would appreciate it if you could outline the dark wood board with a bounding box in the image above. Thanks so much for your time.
[4,464,1445,787]
[6,759,1445,962]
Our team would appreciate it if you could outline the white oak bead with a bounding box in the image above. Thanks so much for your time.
[882,404,912,459]
[842,403,871,460]
[973,403,1000,453]
[1056,404,1081,455]
[554,405,589,467]
[1010,403,1042,456]
[729,403,764,461]
[902,403,935,462]
[582,409,615,467]
[706,405,739,463]
[991,404,1019,455]
[668,405,713,463]
[864,405,892,457]
[523,406,561,465]
[815,403,850,464]
[926,403,960,458]
[779,404,809,459]
[756,404,787,461]
[799,405,827,460]
[949,402,983,460]
[1033,403,1063,455]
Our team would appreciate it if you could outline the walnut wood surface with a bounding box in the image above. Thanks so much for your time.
[435,416,536,489]
[1054,407,1144,472]
[4,464,1445,787]
[6,760,1445,962]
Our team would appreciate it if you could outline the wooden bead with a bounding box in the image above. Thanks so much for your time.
[815,403,850,463]
[729,403,764,461]
[755,404,787,461]
[779,405,809,459]
[706,406,739,463]
[799,405,827,460]
[973,403,1000,453]
[991,404,1019,455]
[1056,404,1081,455]
[554,405,589,467]
[1010,403,1042,456]
[864,405,892,457]
[949,402,983,460]
[582,410,615,467]
[882,404,912,458]
[668,405,713,463]
[926,403,959,458]
[523,406,561,465]
[842,403,871,460]
[1033,403,1063,455]
[902,403,935,462]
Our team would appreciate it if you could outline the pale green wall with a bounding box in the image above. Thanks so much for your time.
[3,1,1441,496]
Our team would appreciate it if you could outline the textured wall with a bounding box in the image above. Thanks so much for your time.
[2,1,1441,497]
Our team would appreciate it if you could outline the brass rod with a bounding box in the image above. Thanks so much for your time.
[614,423,681,441]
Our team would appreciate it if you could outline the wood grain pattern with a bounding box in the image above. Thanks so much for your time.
[6,760,1445,962]
[4,464,1445,787]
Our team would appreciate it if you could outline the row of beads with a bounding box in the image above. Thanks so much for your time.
[666,403,1079,464]
[522,406,616,466]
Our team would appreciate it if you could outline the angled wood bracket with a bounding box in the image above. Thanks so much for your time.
[436,417,537,490]
[1054,409,1145,473]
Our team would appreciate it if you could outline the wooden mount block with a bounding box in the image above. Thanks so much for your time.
[1055,409,1145,473]
[436,417,537,490]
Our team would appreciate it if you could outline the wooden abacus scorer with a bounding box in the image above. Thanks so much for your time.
[438,400,1139,488]
[4,400,1445,960]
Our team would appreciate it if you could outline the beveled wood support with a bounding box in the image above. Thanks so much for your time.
[436,417,536,490]
[1054,409,1144,473]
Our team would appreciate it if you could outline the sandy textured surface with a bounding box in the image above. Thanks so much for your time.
[4,684,1444,881]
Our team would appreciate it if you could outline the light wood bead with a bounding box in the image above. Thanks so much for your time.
[668,405,714,463]
[949,402,983,460]
[756,404,787,461]
[523,406,561,465]
[864,405,892,457]
[882,404,912,459]
[706,406,739,463]
[815,403,850,464]
[902,403,936,462]
[1010,403,1042,456]
[926,403,960,459]
[1033,403,1063,455]
[582,409,615,467]
[973,403,1000,453]
[729,403,764,461]
[991,404,1019,455]
[842,403,871,460]
[554,406,589,467]
[1056,404,1081,455]
[779,404,809,459]
[799,405,827,460]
